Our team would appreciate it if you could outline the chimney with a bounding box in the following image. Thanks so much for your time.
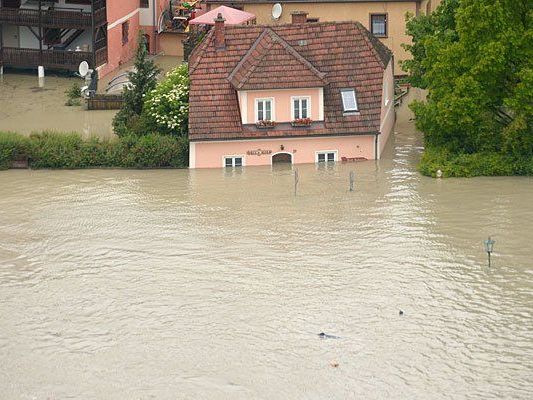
[291,11,308,24]
[214,13,226,50]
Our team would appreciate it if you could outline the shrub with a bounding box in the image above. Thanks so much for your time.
[0,132,32,170]
[0,131,188,170]
[418,146,532,177]
[142,63,189,136]
[65,83,82,106]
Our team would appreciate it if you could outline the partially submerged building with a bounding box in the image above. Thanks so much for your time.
[0,0,169,77]
[188,14,394,168]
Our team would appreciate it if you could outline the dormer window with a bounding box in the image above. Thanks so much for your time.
[256,98,273,122]
[292,96,310,119]
[341,89,358,113]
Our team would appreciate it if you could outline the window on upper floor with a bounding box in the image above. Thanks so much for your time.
[255,98,273,122]
[292,97,310,120]
[370,14,387,37]
[341,89,359,113]
[140,0,150,8]
[122,21,129,45]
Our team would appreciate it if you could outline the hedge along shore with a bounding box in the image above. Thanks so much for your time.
[0,131,189,170]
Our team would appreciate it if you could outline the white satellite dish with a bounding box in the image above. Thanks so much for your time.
[78,61,90,78]
[272,3,282,20]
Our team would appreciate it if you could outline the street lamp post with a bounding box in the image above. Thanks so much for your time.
[484,236,495,267]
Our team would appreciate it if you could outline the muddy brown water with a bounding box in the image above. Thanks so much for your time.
[0,93,532,399]
[0,56,182,138]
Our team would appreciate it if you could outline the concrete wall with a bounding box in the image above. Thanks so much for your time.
[190,135,375,168]
[159,32,186,57]
[209,1,419,74]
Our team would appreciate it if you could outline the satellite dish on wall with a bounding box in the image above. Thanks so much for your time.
[78,61,90,78]
[272,3,283,20]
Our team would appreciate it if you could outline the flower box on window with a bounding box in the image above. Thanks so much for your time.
[291,118,313,127]
[256,120,276,129]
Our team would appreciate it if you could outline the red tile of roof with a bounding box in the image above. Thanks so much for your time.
[189,21,392,141]
[227,29,328,90]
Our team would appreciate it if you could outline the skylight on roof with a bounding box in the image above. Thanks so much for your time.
[341,89,358,113]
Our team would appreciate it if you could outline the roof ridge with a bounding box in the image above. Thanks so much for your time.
[227,29,274,89]
[227,27,327,89]
[189,29,214,74]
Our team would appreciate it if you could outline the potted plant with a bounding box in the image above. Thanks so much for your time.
[291,118,313,127]
[256,120,276,129]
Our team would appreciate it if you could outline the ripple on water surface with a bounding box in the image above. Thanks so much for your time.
[0,115,532,399]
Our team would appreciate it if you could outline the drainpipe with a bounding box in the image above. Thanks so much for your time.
[374,133,379,160]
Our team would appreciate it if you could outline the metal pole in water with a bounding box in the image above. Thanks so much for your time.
[349,171,355,192]
[294,169,299,196]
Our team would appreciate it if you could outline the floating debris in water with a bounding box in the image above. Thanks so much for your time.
[318,332,340,339]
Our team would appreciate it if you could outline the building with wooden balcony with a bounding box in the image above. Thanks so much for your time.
[0,1,170,77]
[0,0,108,72]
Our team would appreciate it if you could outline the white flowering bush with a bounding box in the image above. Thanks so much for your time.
[143,63,189,136]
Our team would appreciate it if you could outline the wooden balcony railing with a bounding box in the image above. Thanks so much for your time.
[0,47,107,71]
[0,6,106,29]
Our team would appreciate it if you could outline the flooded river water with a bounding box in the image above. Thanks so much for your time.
[0,95,532,399]
[0,56,181,138]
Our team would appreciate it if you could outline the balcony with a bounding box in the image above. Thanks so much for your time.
[0,5,106,29]
[0,46,107,71]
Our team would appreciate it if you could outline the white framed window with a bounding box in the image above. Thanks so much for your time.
[291,96,311,119]
[341,89,358,113]
[224,155,244,168]
[316,150,337,163]
[255,98,274,122]
[370,14,387,37]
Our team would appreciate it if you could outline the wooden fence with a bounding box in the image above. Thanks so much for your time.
[86,94,124,110]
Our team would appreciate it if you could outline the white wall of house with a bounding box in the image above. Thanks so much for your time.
[19,0,91,12]
[18,26,39,49]
[139,0,155,26]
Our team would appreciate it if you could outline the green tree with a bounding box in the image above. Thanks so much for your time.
[113,33,161,136]
[404,0,532,175]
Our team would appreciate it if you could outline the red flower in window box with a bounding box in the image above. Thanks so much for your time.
[291,118,313,127]
[256,120,276,128]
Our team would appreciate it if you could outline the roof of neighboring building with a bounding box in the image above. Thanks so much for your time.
[189,5,256,25]
[189,21,393,141]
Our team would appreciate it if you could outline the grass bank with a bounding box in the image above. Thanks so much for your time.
[419,147,533,178]
[0,131,188,170]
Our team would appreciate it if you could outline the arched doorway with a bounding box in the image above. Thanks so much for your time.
[272,152,292,164]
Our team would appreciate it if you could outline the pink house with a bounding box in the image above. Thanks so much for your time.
[188,12,395,168]
[99,0,170,77]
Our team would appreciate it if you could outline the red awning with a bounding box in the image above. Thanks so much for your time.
[188,5,256,25]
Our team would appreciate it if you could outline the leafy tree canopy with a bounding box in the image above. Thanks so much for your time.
[404,0,532,164]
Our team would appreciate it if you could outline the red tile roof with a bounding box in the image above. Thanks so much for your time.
[189,21,392,141]
[227,29,328,90]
